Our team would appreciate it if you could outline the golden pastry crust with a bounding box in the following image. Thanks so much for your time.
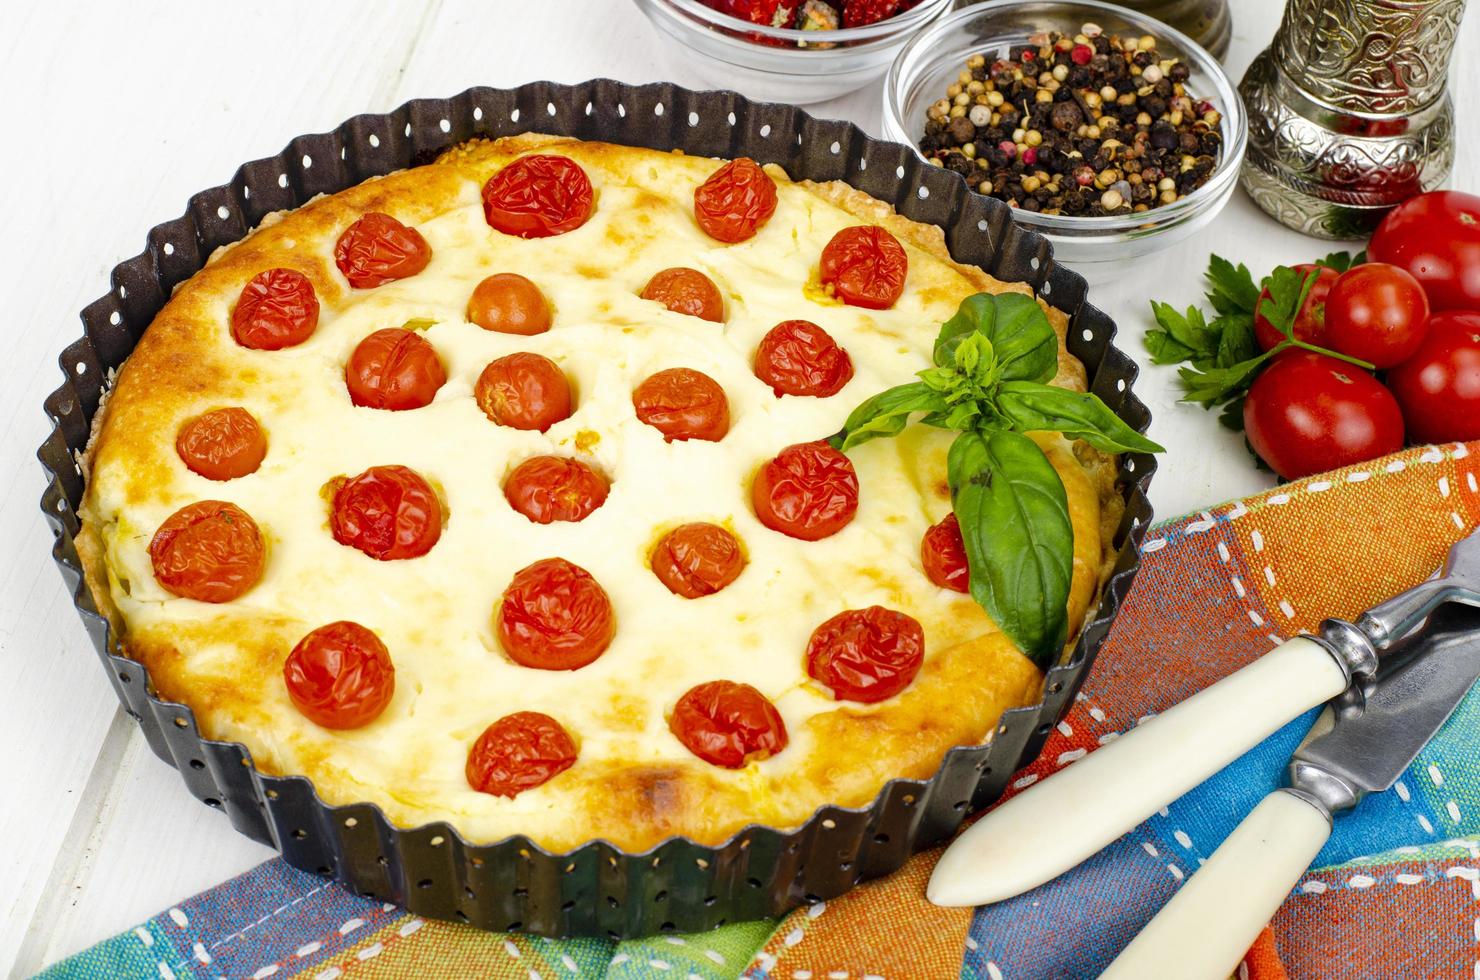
[78,135,1119,851]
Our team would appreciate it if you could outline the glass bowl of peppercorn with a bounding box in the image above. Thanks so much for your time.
[882,0,1245,279]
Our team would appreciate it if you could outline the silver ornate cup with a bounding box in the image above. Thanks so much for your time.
[1238,0,1466,239]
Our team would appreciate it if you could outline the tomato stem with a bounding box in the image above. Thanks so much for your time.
[1287,339,1376,372]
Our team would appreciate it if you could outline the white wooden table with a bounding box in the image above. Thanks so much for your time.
[2,1,1476,974]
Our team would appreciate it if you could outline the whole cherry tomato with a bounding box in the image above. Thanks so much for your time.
[149,500,266,603]
[651,522,746,598]
[1386,311,1480,444]
[176,407,267,481]
[466,711,579,798]
[669,680,788,768]
[693,158,778,243]
[497,557,615,670]
[1243,351,1405,480]
[482,155,595,238]
[467,273,552,335]
[331,465,442,561]
[921,512,969,593]
[345,328,446,410]
[751,441,858,541]
[1323,262,1431,368]
[231,269,319,350]
[753,319,854,397]
[1253,263,1339,352]
[640,268,725,323]
[283,621,395,730]
[632,368,730,442]
[805,605,924,703]
[334,212,432,288]
[1368,191,1480,312]
[819,225,907,310]
[474,352,573,432]
[503,456,610,524]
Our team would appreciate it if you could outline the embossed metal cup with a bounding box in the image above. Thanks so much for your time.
[1239,0,1466,239]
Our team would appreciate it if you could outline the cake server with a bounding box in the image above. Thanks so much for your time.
[928,522,1480,908]
[1101,602,1480,979]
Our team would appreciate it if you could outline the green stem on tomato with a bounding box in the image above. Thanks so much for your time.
[1286,338,1376,372]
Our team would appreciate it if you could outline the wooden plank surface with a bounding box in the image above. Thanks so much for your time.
[2,0,1475,974]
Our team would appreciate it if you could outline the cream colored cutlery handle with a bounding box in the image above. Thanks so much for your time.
[1099,790,1332,980]
[927,636,1347,907]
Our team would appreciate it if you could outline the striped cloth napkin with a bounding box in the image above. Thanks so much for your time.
[41,441,1480,979]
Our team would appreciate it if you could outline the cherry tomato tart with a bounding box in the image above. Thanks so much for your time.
[284,621,395,730]
[497,558,615,670]
[669,680,788,768]
[334,212,432,288]
[467,273,552,335]
[474,352,573,432]
[640,267,725,323]
[754,319,854,397]
[651,522,746,598]
[921,513,969,593]
[752,441,858,541]
[330,465,442,561]
[231,268,319,350]
[694,157,778,243]
[149,501,266,603]
[345,328,447,410]
[503,456,609,524]
[632,368,730,442]
[806,606,925,703]
[482,154,595,238]
[466,711,578,798]
[176,407,267,481]
[819,225,907,310]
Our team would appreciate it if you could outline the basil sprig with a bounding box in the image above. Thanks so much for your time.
[829,293,1164,665]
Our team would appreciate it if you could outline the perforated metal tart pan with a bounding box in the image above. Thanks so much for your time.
[39,78,1155,938]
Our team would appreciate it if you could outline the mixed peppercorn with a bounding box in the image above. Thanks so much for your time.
[919,25,1224,217]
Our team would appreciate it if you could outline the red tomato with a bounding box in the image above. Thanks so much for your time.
[805,606,925,703]
[334,212,432,288]
[345,328,446,410]
[669,680,787,768]
[503,456,610,524]
[1368,191,1480,312]
[632,368,730,442]
[640,268,725,322]
[751,441,858,541]
[753,319,854,397]
[331,465,442,561]
[651,522,746,598]
[1323,262,1431,368]
[284,621,395,730]
[819,226,907,310]
[467,273,552,335]
[497,557,615,670]
[693,158,778,243]
[149,501,266,603]
[1253,263,1339,352]
[1243,351,1405,480]
[231,269,319,350]
[474,352,573,432]
[466,711,579,798]
[921,513,969,593]
[1386,311,1480,444]
[176,407,267,481]
[482,155,595,238]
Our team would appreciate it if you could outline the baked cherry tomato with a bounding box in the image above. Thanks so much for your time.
[1243,351,1404,480]
[482,155,595,239]
[640,268,725,323]
[466,711,578,798]
[330,465,442,561]
[345,328,446,410]
[819,225,907,310]
[467,273,552,335]
[334,212,432,288]
[921,512,969,593]
[231,269,319,350]
[693,157,778,244]
[1323,262,1431,368]
[474,353,573,432]
[632,368,730,442]
[1253,263,1339,352]
[669,680,788,768]
[805,606,925,703]
[283,621,395,730]
[1386,311,1480,444]
[651,522,746,598]
[1368,191,1480,312]
[503,456,610,524]
[497,557,615,670]
[753,319,854,398]
[149,500,266,603]
[176,407,267,481]
[751,441,858,541]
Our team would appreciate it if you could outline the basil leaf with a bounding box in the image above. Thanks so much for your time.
[949,429,1073,666]
[934,293,993,367]
[829,382,947,451]
[996,382,1165,454]
[934,292,1057,383]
